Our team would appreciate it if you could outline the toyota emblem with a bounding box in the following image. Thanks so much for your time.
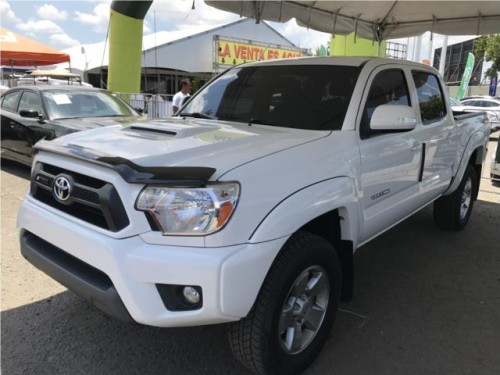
[53,175,72,202]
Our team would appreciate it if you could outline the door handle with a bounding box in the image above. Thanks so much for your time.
[410,144,422,152]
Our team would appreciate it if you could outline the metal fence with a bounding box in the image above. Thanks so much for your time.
[116,93,174,119]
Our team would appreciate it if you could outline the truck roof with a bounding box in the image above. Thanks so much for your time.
[241,56,436,70]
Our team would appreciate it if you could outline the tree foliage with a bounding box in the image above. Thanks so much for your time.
[474,35,500,78]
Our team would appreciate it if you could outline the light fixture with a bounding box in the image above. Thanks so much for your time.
[183,286,200,304]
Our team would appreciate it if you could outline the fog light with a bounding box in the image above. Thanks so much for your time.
[183,286,200,304]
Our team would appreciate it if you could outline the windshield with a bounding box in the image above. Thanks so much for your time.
[43,90,139,120]
[181,64,360,130]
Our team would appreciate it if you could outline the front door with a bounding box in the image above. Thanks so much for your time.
[358,67,423,242]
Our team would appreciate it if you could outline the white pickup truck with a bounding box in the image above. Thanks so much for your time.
[18,57,489,375]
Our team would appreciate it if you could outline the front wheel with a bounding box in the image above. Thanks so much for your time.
[433,163,477,231]
[228,232,341,375]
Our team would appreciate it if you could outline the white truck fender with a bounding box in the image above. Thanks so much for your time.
[444,129,487,196]
[249,177,360,246]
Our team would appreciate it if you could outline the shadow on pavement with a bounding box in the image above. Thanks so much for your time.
[1,159,31,180]
[1,291,251,375]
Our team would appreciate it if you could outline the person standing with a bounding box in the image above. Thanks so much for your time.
[172,79,192,115]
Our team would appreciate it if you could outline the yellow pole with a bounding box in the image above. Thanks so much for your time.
[108,1,152,93]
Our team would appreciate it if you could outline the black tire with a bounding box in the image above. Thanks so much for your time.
[228,231,341,375]
[433,163,477,231]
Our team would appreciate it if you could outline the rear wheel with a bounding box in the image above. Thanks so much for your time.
[228,232,341,374]
[433,163,477,231]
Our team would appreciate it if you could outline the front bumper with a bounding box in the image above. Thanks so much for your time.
[18,197,286,327]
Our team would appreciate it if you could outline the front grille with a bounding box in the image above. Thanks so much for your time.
[31,162,129,232]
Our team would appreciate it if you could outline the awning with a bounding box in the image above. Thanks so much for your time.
[0,28,70,66]
[205,1,500,41]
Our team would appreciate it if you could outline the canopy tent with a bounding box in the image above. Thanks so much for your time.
[0,28,70,66]
[205,1,500,42]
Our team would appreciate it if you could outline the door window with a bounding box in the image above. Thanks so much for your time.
[478,100,498,108]
[412,71,446,124]
[1,90,22,112]
[18,91,41,113]
[461,100,478,106]
[361,69,410,139]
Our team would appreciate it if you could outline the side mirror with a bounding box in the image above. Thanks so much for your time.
[19,109,40,118]
[370,104,418,131]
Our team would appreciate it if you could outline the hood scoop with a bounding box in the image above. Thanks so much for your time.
[125,122,222,139]
[128,126,177,136]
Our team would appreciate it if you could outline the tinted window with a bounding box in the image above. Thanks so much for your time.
[19,91,41,113]
[1,90,22,112]
[479,101,499,108]
[412,71,446,124]
[461,100,478,106]
[181,65,360,131]
[361,69,410,139]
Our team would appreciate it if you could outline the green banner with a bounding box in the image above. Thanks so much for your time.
[456,52,475,100]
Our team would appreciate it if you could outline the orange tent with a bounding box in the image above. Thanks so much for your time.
[0,28,70,66]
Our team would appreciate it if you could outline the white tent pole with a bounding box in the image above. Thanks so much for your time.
[427,33,433,64]
[415,35,422,62]
[439,35,448,77]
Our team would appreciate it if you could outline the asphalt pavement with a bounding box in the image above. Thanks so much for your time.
[1,137,499,375]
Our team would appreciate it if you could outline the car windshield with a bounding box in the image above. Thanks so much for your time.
[180,64,360,131]
[43,90,139,120]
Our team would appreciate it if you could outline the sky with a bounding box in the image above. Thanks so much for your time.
[0,0,333,52]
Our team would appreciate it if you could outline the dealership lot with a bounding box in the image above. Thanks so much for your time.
[1,138,499,375]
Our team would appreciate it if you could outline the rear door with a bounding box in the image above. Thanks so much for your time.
[410,70,457,197]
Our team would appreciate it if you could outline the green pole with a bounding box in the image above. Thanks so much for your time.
[456,52,475,100]
[108,1,152,93]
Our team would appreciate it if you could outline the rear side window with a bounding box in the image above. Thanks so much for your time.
[412,71,446,124]
[361,69,410,139]
[1,90,22,112]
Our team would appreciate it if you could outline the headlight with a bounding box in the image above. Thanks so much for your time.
[136,182,240,235]
[487,112,499,122]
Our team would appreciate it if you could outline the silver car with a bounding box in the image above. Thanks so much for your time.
[459,97,500,131]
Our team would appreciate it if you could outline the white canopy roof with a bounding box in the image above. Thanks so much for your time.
[205,1,500,40]
[59,18,295,74]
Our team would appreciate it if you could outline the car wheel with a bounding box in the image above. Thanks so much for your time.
[228,231,341,375]
[433,163,477,231]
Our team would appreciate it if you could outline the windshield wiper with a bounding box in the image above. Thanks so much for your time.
[180,112,213,119]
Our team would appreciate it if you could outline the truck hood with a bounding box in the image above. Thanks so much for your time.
[38,118,329,179]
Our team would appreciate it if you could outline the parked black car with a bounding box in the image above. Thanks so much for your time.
[1,85,142,166]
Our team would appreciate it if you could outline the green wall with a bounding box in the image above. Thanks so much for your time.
[330,33,386,57]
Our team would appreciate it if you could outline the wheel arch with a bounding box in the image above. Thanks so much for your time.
[468,148,483,200]
[249,177,359,302]
[445,133,486,197]
[298,210,354,302]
